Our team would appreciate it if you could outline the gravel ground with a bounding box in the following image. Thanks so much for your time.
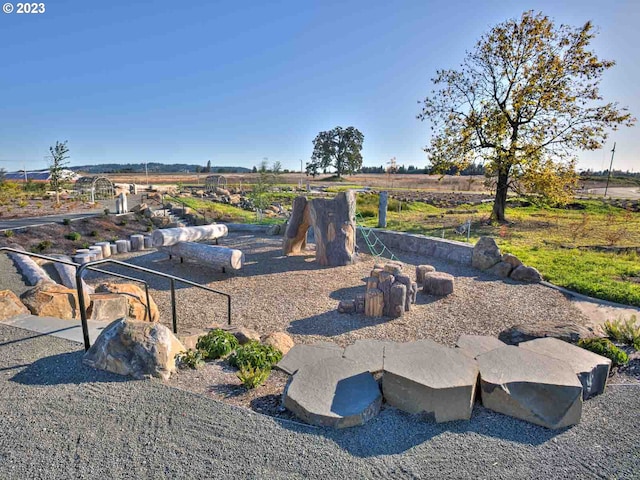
[86,233,595,348]
[0,324,639,479]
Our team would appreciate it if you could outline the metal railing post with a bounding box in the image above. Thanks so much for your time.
[170,278,178,334]
[75,268,91,351]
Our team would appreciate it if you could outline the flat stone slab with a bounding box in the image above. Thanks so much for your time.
[1,313,109,345]
[342,339,394,374]
[519,337,611,399]
[276,342,344,375]
[382,339,478,422]
[456,334,507,359]
[283,356,382,428]
[476,346,583,429]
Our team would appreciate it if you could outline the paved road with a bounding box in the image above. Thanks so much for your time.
[0,324,638,479]
[586,186,640,199]
[0,211,104,232]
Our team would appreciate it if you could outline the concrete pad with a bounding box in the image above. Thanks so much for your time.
[276,342,344,375]
[519,337,611,399]
[456,334,507,359]
[342,339,395,374]
[382,339,478,422]
[1,313,110,345]
[283,357,382,428]
[476,346,583,429]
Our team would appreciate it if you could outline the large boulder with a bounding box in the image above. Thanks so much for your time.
[510,265,542,283]
[422,272,455,296]
[95,283,159,322]
[472,237,502,271]
[221,326,261,345]
[476,346,583,429]
[283,357,382,428]
[455,334,507,359]
[83,318,185,381]
[0,290,29,320]
[519,338,611,399]
[499,322,594,345]
[382,340,478,422]
[20,283,80,320]
[486,261,513,278]
[87,293,129,322]
[261,332,294,355]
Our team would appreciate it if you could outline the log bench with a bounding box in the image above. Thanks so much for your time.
[160,241,243,273]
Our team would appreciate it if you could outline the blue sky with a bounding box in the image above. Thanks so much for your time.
[0,0,637,173]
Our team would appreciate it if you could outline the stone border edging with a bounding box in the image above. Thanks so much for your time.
[540,281,640,311]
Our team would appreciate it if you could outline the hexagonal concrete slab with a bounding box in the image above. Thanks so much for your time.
[519,337,611,399]
[275,342,344,375]
[283,357,382,428]
[343,339,394,374]
[456,334,507,359]
[382,339,479,422]
[476,346,583,429]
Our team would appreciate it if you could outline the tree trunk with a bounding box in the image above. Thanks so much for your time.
[491,168,510,222]
[282,196,311,255]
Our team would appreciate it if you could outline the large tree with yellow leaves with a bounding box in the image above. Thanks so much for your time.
[418,11,635,221]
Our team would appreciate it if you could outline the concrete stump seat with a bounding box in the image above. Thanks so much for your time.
[519,337,611,399]
[283,356,382,428]
[143,235,154,249]
[382,340,478,422]
[130,234,145,251]
[476,346,583,429]
[95,242,111,258]
[422,272,455,296]
[88,246,103,260]
[115,240,129,254]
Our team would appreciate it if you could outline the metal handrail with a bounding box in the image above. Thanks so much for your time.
[162,195,209,224]
[0,246,154,323]
[76,258,231,350]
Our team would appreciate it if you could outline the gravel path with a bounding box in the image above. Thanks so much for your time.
[0,324,638,479]
[87,233,594,348]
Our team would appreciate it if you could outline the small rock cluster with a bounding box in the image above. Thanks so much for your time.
[337,262,418,318]
[277,335,612,430]
[472,236,542,282]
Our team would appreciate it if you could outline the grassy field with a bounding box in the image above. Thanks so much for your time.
[356,195,640,306]
[165,195,280,224]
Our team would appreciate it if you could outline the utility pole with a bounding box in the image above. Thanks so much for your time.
[604,142,616,198]
[145,162,149,187]
[299,159,303,188]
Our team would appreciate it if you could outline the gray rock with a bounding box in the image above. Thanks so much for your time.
[499,322,594,345]
[276,342,344,375]
[382,340,478,422]
[88,293,129,322]
[456,334,506,359]
[519,337,611,399]
[510,265,542,283]
[343,339,394,374]
[502,253,522,268]
[422,272,455,296]
[283,357,382,428]
[83,318,185,381]
[472,237,501,270]
[486,261,513,278]
[476,346,583,429]
[415,265,436,284]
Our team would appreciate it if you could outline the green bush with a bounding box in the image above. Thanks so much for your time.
[577,338,629,366]
[89,230,99,237]
[236,365,271,389]
[62,218,71,226]
[3,230,14,238]
[65,232,81,241]
[604,316,640,350]
[31,240,52,253]
[228,340,283,370]
[176,349,205,370]
[196,329,238,360]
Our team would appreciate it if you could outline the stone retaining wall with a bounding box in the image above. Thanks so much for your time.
[359,229,473,265]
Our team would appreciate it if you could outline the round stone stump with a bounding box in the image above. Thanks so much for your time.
[75,248,91,255]
[110,244,118,255]
[416,265,436,284]
[89,246,103,260]
[95,242,111,258]
[130,234,144,251]
[115,239,129,254]
[73,253,92,264]
[422,272,455,296]
[143,235,153,249]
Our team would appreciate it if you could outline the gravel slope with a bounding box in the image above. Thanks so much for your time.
[0,324,639,479]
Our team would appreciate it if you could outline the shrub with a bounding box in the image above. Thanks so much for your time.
[18,200,28,208]
[196,329,239,360]
[228,340,283,370]
[603,316,640,350]
[577,338,629,366]
[176,349,205,370]
[31,240,52,253]
[236,365,271,389]
[89,230,99,237]
[4,230,14,238]
[103,208,110,216]
[119,219,128,226]
[62,218,71,226]
[65,232,81,241]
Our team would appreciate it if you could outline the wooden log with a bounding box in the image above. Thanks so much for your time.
[354,294,365,313]
[162,241,244,272]
[416,264,436,284]
[389,282,407,318]
[365,277,379,290]
[282,196,312,255]
[309,191,356,266]
[378,191,388,228]
[394,274,413,312]
[152,224,229,248]
[7,245,54,286]
[364,288,384,317]
[378,271,395,317]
